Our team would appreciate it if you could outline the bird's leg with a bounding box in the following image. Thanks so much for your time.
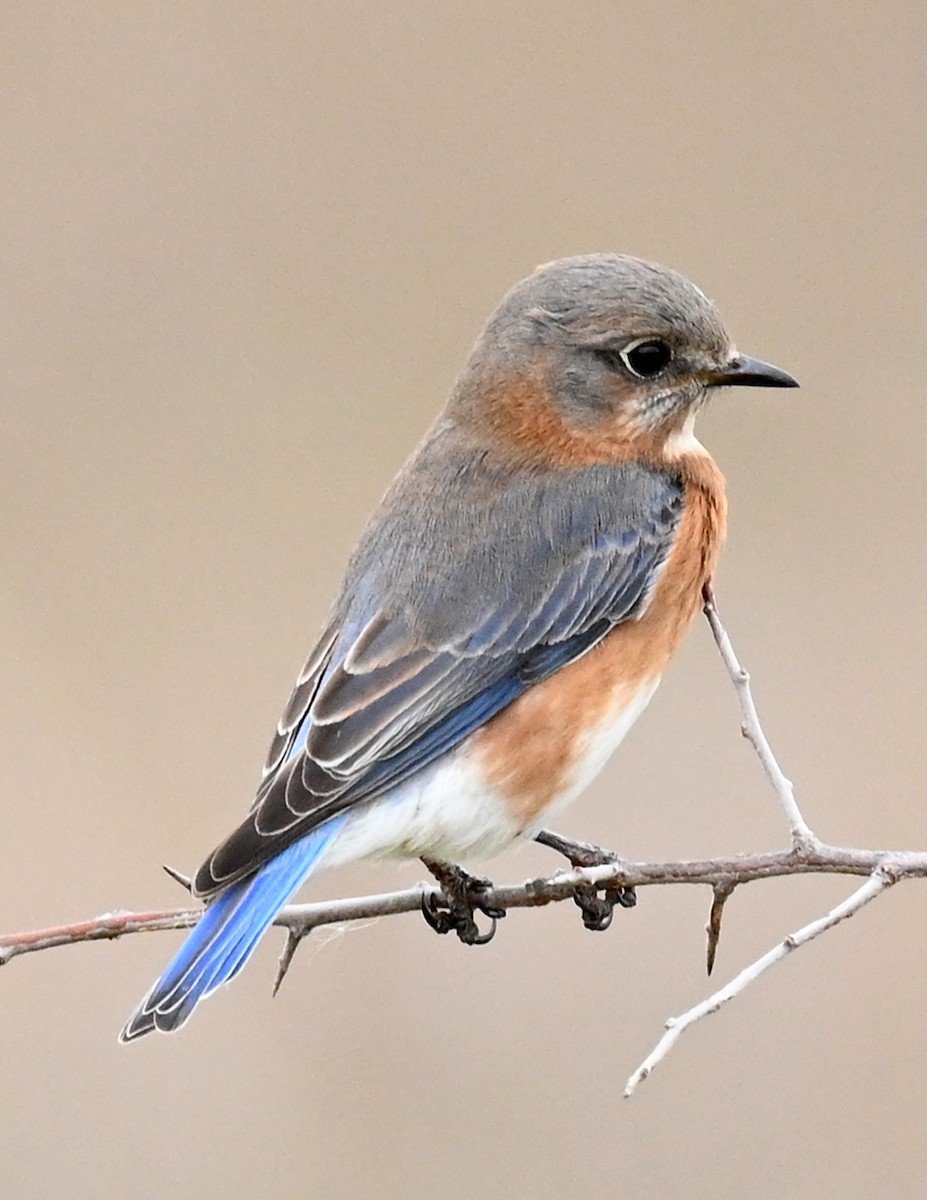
[534,829,636,932]
[420,858,506,946]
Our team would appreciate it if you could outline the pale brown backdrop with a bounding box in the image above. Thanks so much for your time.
[2,4,926,1198]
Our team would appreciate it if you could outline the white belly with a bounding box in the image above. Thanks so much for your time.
[319,675,660,869]
[319,750,521,868]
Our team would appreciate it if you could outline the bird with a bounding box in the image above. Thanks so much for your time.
[120,253,797,1041]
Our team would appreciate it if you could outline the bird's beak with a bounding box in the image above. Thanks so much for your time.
[708,354,799,389]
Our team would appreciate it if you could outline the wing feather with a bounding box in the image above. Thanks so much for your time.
[195,450,684,896]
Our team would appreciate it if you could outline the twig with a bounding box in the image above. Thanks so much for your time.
[622,589,898,1094]
[624,868,894,1096]
[2,846,924,967]
[0,909,200,964]
[701,583,816,847]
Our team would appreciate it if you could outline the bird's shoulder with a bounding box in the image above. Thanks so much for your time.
[334,423,687,639]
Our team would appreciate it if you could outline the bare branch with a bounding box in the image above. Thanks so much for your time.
[624,868,894,1096]
[701,583,817,847]
[0,909,200,964]
[1,846,924,969]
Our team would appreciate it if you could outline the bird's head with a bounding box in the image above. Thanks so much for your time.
[452,254,797,464]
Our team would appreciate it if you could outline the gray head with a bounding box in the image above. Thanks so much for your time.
[451,254,796,445]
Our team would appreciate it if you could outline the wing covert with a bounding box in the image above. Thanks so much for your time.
[195,451,683,896]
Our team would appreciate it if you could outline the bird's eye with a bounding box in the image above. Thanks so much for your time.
[620,338,673,379]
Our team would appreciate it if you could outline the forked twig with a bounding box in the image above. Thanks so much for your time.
[624,869,894,1095]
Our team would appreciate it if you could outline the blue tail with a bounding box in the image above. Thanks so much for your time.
[119,816,346,1041]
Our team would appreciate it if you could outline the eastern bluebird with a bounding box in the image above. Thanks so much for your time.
[120,253,797,1040]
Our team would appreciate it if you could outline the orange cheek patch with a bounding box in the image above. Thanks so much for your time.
[478,370,641,468]
[475,366,723,474]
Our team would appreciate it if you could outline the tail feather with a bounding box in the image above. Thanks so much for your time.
[119,817,345,1042]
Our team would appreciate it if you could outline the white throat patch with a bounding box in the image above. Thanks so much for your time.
[663,410,706,459]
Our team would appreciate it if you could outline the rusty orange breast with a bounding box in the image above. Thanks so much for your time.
[470,459,727,827]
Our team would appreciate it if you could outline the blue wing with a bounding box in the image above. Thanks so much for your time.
[121,452,682,1039]
[197,456,683,895]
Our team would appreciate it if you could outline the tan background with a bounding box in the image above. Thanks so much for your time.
[2,3,926,1197]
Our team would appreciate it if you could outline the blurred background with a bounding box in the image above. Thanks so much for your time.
[1,3,925,1197]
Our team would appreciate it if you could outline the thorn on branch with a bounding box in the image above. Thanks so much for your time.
[706,882,735,976]
[624,869,892,1098]
[162,864,193,893]
[273,927,307,997]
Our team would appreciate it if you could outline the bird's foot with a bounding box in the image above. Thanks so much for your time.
[420,858,506,946]
[535,829,636,932]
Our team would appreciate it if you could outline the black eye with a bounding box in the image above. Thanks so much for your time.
[621,338,673,379]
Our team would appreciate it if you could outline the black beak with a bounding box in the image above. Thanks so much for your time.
[709,354,799,389]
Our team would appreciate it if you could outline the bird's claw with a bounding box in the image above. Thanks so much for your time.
[421,891,498,945]
[535,829,636,932]
[572,882,636,931]
[420,859,505,946]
